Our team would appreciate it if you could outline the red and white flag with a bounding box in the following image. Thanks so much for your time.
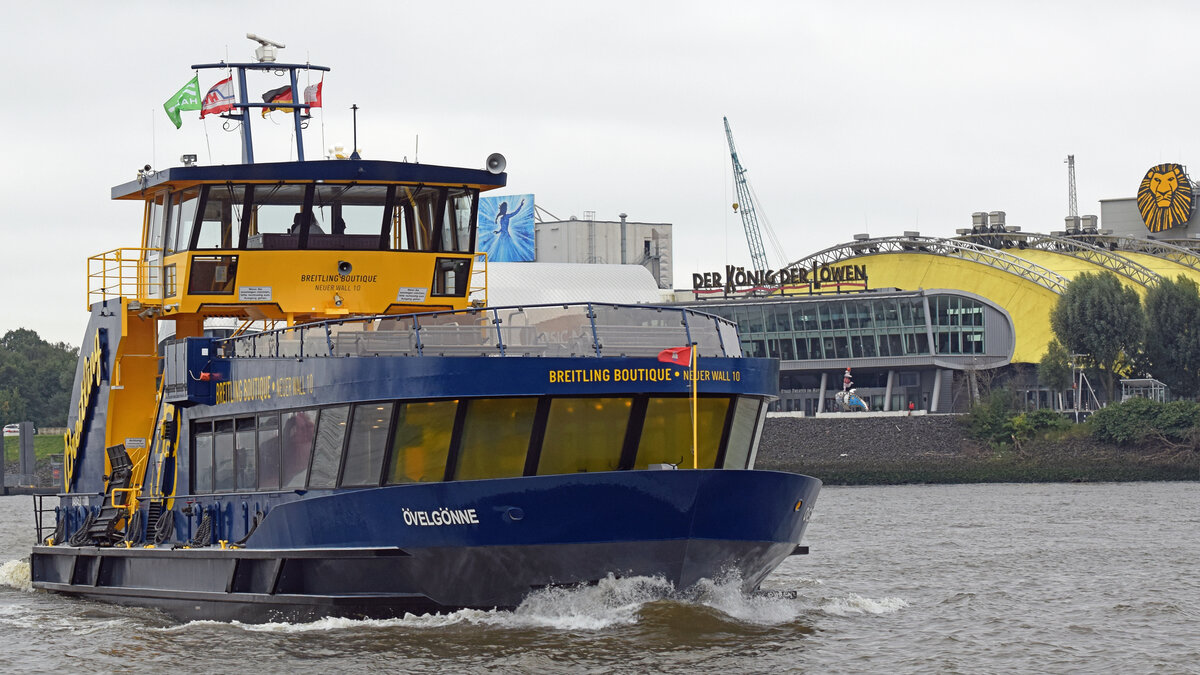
[201,76,235,118]
[657,346,692,365]
[303,81,323,109]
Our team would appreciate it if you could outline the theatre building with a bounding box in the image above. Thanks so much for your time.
[677,161,1200,413]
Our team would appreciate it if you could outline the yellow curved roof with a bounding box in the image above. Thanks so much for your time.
[799,233,1200,364]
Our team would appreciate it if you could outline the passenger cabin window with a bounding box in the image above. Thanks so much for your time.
[635,397,729,469]
[193,421,213,493]
[538,398,630,474]
[386,400,457,484]
[187,394,763,495]
[308,405,349,488]
[722,398,761,469]
[213,419,235,491]
[340,403,393,486]
[258,413,281,491]
[235,417,257,490]
[280,410,317,489]
[454,398,537,480]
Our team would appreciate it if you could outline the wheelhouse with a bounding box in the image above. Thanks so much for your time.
[95,160,506,324]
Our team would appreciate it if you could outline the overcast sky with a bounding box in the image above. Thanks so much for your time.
[2,1,1195,346]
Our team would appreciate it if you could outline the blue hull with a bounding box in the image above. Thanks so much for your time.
[31,469,819,622]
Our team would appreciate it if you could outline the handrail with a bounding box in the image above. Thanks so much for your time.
[216,302,739,360]
[86,247,162,309]
[469,252,489,308]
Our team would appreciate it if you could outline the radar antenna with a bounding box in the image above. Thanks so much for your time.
[246,33,286,63]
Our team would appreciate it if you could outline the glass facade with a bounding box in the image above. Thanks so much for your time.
[702,293,987,359]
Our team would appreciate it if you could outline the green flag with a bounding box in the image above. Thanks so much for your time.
[163,75,202,129]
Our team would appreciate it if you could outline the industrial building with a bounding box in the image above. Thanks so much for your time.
[534,213,673,289]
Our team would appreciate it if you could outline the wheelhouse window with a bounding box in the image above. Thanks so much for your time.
[144,194,167,297]
[431,257,471,297]
[165,188,201,255]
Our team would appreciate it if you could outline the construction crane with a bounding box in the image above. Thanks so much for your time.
[724,117,786,273]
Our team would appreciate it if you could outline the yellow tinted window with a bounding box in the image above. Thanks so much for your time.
[454,398,537,480]
[538,398,631,475]
[722,397,761,469]
[635,396,730,469]
[386,400,457,484]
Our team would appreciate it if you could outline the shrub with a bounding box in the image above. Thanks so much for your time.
[1008,408,1072,443]
[963,389,1016,445]
[1087,397,1200,447]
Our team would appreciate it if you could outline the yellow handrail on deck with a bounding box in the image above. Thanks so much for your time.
[86,248,162,309]
[469,252,488,307]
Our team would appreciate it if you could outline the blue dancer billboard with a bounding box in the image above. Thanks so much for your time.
[477,194,535,262]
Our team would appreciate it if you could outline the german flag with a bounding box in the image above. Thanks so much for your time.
[261,85,293,117]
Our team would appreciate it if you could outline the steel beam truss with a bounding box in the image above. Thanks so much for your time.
[789,235,1070,294]
[956,233,1161,288]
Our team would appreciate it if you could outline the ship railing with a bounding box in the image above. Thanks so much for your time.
[216,303,743,360]
[468,252,488,308]
[86,248,161,309]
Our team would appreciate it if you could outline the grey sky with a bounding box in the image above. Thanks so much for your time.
[1,1,1192,346]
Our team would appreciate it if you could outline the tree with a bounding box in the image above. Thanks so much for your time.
[0,329,79,427]
[1049,272,1144,403]
[1038,340,1073,407]
[1142,275,1200,398]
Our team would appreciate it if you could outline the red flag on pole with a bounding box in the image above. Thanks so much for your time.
[303,81,323,108]
[201,76,235,118]
[657,346,692,365]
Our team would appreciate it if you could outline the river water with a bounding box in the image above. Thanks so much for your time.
[1,482,1197,673]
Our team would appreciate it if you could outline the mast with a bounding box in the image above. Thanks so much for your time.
[192,35,329,164]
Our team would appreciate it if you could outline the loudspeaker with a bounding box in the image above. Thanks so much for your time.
[486,153,506,175]
[337,260,352,276]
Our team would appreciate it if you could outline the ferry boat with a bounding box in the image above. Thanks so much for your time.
[29,40,821,623]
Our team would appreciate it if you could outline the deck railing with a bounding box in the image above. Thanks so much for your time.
[86,248,160,309]
[217,303,742,360]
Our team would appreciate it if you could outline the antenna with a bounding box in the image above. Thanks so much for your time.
[246,33,286,63]
[1065,155,1078,218]
[350,104,361,160]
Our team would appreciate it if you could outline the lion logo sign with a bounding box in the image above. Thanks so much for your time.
[1137,163,1194,233]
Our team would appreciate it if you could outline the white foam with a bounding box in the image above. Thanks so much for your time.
[165,574,870,632]
[0,560,32,592]
[819,593,909,616]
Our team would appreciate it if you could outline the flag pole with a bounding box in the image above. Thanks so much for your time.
[691,342,698,469]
